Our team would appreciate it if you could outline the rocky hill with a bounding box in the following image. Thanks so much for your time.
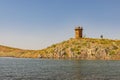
[0,38,120,60]
[38,38,120,60]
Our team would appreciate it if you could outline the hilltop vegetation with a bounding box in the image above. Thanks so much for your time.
[0,38,120,60]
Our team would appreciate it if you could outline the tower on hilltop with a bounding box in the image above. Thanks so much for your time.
[75,26,83,39]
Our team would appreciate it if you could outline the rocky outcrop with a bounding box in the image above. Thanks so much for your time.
[38,38,120,60]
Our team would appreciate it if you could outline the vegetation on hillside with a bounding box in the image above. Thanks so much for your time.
[0,38,120,60]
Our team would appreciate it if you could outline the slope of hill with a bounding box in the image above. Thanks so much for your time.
[38,38,120,60]
[0,45,36,58]
[0,38,120,60]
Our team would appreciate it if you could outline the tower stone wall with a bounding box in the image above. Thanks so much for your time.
[75,26,83,39]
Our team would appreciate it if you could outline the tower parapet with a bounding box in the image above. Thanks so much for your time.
[75,26,83,39]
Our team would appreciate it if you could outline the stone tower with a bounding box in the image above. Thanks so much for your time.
[75,26,83,39]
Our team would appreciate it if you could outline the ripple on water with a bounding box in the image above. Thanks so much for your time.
[0,58,120,80]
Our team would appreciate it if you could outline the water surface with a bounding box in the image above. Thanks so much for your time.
[0,57,120,80]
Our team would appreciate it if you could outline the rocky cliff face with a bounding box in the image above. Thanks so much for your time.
[0,38,120,60]
[38,38,120,60]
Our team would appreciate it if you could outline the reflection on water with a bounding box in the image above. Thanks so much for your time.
[0,57,120,80]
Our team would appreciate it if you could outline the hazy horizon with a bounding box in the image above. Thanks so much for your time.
[0,0,120,50]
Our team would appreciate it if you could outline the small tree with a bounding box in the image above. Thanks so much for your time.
[100,35,103,39]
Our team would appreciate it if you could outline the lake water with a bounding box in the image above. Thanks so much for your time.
[0,57,120,80]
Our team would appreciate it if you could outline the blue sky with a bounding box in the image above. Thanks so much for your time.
[0,0,120,49]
